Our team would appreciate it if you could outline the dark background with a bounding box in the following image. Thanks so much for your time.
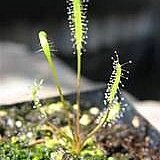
[0,0,160,100]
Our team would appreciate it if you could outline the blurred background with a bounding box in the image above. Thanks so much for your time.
[0,0,160,104]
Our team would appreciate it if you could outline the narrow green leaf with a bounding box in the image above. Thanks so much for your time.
[67,0,88,55]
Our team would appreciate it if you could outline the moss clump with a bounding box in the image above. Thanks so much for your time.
[0,142,53,160]
[0,141,107,160]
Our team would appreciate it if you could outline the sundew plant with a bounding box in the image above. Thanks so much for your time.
[35,0,131,159]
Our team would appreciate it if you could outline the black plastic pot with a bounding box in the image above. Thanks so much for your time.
[1,87,160,148]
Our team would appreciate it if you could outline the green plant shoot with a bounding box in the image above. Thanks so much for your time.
[83,52,130,145]
[105,51,122,104]
[67,0,88,55]
[36,0,131,157]
[38,31,65,104]
[67,0,88,152]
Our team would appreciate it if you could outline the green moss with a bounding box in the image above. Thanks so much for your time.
[0,142,52,160]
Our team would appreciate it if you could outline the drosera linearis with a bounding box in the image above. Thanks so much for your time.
[38,31,66,105]
[103,51,132,124]
[104,51,132,105]
[66,0,88,55]
[35,0,133,156]
[66,0,89,152]
[82,51,132,145]
[38,31,74,139]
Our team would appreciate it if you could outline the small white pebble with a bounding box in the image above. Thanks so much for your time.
[73,104,78,110]
[121,97,125,101]
[0,111,7,117]
[7,119,14,128]
[27,132,33,138]
[89,107,100,115]
[15,121,22,128]
[132,116,140,128]
[80,114,91,126]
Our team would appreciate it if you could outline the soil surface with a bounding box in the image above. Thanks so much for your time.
[0,102,160,159]
[98,122,160,160]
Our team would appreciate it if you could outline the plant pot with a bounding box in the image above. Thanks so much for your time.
[0,88,160,159]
